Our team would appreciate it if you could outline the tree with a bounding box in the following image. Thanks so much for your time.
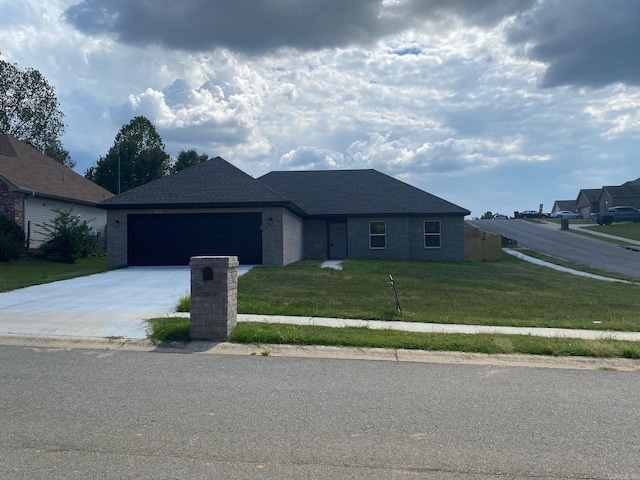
[480,211,494,219]
[85,116,171,194]
[171,149,209,174]
[0,58,74,168]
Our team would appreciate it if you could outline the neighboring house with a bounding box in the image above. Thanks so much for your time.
[575,189,600,219]
[99,157,470,267]
[597,178,640,213]
[551,200,576,214]
[0,134,114,247]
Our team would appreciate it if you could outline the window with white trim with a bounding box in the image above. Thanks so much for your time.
[369,221,386,249]
[424,221,441,248]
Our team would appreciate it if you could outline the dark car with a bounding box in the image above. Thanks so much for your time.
[596,206,640,225]
[519,210,541,218]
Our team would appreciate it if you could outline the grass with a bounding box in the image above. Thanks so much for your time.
[147,256,640,358]
[581,222,640,241]
[0,256,109,292]
[235,257,640,331]
[175,292,190,312]
[516,249,640,283]
[148,317,190,343]
[147,319,640,359]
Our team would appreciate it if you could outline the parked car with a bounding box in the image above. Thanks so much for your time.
[492,213,510,219]
[596,206,640,225]
[519,210,541,218]
[550,211,582,219]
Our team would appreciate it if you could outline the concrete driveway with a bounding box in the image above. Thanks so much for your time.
[0,266,254,339]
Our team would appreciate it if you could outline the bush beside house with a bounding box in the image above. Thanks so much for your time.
[0,217,26,262]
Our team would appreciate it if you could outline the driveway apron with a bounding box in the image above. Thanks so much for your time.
[0,267,192,339]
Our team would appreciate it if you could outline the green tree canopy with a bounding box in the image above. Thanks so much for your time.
[85,116,171,194]
[0,58,74,168]
[171,149,210,174]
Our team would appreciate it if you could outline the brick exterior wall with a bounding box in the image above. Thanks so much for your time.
[346,216,465,262]
[0,181,24,228]
[282,209,304,265]
[106,207,466,267]
[303,219,328,259]
[105,210,128,267]
[189,256,238,341]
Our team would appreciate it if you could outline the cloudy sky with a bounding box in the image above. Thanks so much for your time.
[2,0,639,218]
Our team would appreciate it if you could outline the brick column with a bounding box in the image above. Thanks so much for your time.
[189,256,238,341]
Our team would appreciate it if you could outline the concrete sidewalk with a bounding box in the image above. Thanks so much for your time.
[240,314,640,342]
[2,310,639,342]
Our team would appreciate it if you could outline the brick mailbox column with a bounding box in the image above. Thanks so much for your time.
[189,256,239,341]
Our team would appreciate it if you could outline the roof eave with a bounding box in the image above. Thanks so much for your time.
[11,188,105,206]
[305,210,470,218]
[99,200,305,215]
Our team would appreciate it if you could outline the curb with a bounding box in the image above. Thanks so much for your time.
[1,334,639,371]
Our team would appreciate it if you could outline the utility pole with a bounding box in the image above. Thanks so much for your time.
[117,143,121,195]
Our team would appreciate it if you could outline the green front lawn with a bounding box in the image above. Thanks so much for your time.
[582,222,640,241]
[145,256,640,358]
[0,256,108,292]
[237,257,640,331]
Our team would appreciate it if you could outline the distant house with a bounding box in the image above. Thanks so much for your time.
[598,178,640,212]
[99,157,470,267]
[597,178,640,213]
[575,189,600,219]
[0,134,113,247]
[551,200,576,214]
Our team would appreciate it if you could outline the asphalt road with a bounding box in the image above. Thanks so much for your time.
[1,346,638,479]
[469,219,640,278]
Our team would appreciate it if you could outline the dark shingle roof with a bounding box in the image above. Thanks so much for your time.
[258,169,469,216]
[100,157,290,209]
[577,189,600,202]
[0,134,113,204]
[554,200,576,211]
[601,184,640,199]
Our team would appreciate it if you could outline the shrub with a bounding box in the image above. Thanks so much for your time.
[38,209,93,263]
[0,217,25,262]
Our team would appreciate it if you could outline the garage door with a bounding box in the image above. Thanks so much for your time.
[128,213,262,266]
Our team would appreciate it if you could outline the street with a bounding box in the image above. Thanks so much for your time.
[469,219,640,278]
[1,346,638,479]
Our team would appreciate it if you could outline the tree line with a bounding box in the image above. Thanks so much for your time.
[1,57,210,194]
[84,115,210,194]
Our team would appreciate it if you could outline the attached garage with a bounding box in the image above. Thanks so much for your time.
[127,212,262,266]
[100,157,304,267]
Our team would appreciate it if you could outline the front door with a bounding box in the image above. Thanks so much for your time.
[328,222,347,259]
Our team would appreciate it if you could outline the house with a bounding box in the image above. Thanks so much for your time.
[575,189,600,219]
[597,178,640,213]
[99,157,470,267]
[0,134,114,247]
[551,200,576,214]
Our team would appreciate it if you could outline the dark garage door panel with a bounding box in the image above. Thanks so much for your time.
[128,213,262,266]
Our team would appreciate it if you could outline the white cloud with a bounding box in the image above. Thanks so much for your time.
[3,0,640,218]
[279,147,346,170]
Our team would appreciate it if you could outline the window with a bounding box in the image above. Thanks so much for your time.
[424,221,441,248]
[369,221,386,249]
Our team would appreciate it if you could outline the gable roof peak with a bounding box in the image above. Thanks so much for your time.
[100,155,289,208]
